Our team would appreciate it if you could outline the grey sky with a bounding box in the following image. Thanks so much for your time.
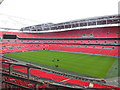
[0,0,119,29]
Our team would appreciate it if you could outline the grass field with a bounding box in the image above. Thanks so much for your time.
[5,50,117,78]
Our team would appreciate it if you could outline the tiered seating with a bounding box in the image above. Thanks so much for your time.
[63,79,90,87]
[89,48,101,54]
[93,83,120,89]
[13,68,68,81]
[1,26,119,38]
[97,49,111,55]
[2,39,119,45]
[2,63,9,68]
[108,27,119,37]
[2,44,49,53]
[109,46,119,56]
[93,83,110,88]
[1,26,119,57]
[4,76,35,88]
[2,63,120,89]
[3,76,47,89]
[46,44,119,56]
[2,43,119,56]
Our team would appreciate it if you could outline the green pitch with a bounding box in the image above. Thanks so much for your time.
[5,50,117,78]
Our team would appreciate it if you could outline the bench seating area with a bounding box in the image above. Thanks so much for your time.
[2,63,120,89]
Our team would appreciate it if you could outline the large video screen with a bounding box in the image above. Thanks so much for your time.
[3,34,17,39]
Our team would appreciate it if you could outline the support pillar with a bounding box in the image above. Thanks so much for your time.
[34,83,38,90]
[27,67,30,79]
[9,64,12,75]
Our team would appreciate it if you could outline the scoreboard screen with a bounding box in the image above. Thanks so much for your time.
[3,34,17,39]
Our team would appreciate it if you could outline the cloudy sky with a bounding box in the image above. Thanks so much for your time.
[0,0,119,29]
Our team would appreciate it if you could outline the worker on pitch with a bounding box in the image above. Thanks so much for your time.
[52,59,60,62]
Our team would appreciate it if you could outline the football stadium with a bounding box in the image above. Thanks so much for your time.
[0,0,120,90]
